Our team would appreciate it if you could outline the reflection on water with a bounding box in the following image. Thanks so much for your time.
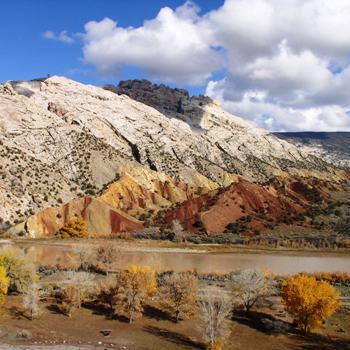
[5,242,350,274]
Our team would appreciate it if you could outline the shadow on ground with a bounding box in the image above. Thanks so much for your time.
[289,333,350,350]
[233,310,350,350]
[144,304,171,321]
[144,325,205,349]
[232,310,291,335]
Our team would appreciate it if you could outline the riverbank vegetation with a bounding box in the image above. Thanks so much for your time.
[0,246,348,349]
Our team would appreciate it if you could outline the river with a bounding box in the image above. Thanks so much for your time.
[2,240,349,275]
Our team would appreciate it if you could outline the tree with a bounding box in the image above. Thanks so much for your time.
[96,275,118,313]
[56,218,88,238]
[159,272,198,322]
[73,244,92,271]
[95,243,120,273]
[112,265,157,323]
[0,248,37,293]
[58,284,81,317]
[171,220,185,242]
[199,290,231,350]
[231,269,271,312]
[0,266,9,304]
[281,274,341,333]
[22,284,41,320]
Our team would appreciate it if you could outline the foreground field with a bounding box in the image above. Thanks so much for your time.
[0,295,349,350]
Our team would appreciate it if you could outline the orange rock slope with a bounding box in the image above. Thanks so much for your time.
[25,196,143,238]
[160,177,343,233]
[22,163,348,237]
[23,164,213,237]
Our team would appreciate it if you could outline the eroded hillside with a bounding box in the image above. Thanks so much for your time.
[0,76,348,236]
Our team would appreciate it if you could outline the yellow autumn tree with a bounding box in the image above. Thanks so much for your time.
[56,217,88,238]
[0,266,9,304]
[159,272,198,322]
[0,248,37,293]
[281,274,340,333]
[112,265,157,323]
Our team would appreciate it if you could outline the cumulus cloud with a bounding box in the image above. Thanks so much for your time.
[42,30,75,44]
[203,0,350,131]
[82,1,221,84]
[55,0,350,131]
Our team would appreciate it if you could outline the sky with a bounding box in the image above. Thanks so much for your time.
[1,0,350,132]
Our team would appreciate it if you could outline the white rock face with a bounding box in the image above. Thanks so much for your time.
[0,76,339,230]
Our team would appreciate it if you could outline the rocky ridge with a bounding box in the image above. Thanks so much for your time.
[0,76,347,236]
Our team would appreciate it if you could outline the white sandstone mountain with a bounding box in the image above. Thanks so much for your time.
[0,76,342,230]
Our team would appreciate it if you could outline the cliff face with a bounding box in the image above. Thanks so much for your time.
[0,76,347,236]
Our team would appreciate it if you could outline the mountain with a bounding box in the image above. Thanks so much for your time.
[0,76,347,236]
[274,132,350,169]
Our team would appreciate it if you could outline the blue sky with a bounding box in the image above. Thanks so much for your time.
[1,0,349,132]
[0,0,222,95]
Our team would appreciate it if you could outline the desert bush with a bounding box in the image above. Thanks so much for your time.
[231,269,272,312]
[112,265,157,323]
[57,284,81,317]
[22,284,41,320]
[0,248,37,293]
[56,218,88,238]
[281,274,341,333]
[0,266,9,304]
[159,272,198,322]
[199,290,231,350]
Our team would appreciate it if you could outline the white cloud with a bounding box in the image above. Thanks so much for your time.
[43,30,75,44]
[82,2,221,84]
[206,80,350,132]
[204,0,350,131]
[50,0,350,131]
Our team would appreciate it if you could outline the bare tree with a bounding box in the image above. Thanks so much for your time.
[95,243,120,273]
[199,289,232,350]
[22,283,41,320]
[73,244,92,271]
[231,269,272,312]
[171,220,185,242]
[159,272,198,322]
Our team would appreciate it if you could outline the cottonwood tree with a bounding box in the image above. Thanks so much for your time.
[112,265,157,323]
[281,274,340,333]
[22,283,41,320]
[199,290,232,350]
[0,248,37,293]
[56,218,88,238]
[231,269,271,312]
[0,266,9,304]
[159,272,198,322]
